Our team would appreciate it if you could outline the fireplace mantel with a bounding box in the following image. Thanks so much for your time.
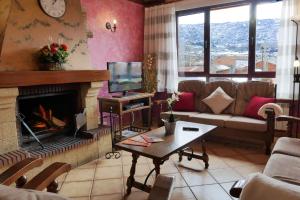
[0,70,110,88]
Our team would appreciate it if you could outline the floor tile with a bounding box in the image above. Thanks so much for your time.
[79,160,98,169]
[95,166,122,180]
[125,191,148,200]
[191,184,232,200]
[164,173,187,188]
[123,164,150,177]
[206,154,230,169]
[233,165,264,178]
[97,158,122,167]
[222,155,255,168]
[123,175,155,192]
[245,154,269,165]
[122,155,148,165]
[171,187,196,200]
[209,168,242,183]
[234,147,263,155]
[175,157,205,173]
[91,179,123,196]
[59,181,93,197]
[160,161,179,174]
[181,171,216,186]
[65,168,95,182]
[220,182,238,200]
[121,150,132,156]
[211,146,239,157]
[91,194,123,200]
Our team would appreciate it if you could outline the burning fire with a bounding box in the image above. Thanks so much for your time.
[32,105,66,130]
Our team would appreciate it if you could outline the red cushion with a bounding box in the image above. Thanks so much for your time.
[244,96,275,119]
[173,92,195,112]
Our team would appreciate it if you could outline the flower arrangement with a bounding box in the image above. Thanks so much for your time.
[143,54,158,93]
[39,43,69,64]
[166,92,180,122]
[38,43,69,70]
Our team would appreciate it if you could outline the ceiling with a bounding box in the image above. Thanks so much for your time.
[129,0,182,7]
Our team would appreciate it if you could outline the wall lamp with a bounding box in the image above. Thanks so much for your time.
[106,19,117,32]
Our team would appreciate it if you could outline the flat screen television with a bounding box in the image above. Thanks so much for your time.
[107,62,143,95]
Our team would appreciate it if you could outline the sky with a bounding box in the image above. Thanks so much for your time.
[178,2,282,25]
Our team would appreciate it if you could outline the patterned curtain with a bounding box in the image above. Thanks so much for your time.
[144,4,178,92]
[276,0,298,99]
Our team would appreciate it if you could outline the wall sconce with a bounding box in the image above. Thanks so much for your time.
[106,19,117,32]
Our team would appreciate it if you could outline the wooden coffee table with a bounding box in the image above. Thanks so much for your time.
[115,121,217,195]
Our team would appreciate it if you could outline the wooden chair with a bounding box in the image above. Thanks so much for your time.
[0,157,71,193]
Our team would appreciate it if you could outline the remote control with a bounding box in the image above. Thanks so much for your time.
[183,127,199,131]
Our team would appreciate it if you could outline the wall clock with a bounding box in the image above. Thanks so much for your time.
[39,0,66,18]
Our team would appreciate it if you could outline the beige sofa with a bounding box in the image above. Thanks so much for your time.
[161,80,276,154]
[230,136,300,199]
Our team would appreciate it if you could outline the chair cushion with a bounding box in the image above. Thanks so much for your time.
[224,116,267,132]
[244,96,275,119]
[189,113,232,127]
[173,92,195,112]
[264,154,300,186]
[202,87,234,114]
[272,137,300,157]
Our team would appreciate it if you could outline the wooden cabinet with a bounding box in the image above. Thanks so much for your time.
[98,93,154,140]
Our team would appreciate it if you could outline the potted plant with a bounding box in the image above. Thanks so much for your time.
[38,43,69,71]
[162,92,179,135]
[143,54,158,94]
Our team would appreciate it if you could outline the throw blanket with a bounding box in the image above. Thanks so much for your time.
[0,184,70,200]
[258,103,283,119]
[240,173,300,200]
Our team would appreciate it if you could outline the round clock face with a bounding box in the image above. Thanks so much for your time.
[39,0,66,18]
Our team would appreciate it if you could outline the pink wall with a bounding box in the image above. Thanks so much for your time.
[81,0,145,95]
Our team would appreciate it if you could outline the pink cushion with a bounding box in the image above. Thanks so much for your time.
[244,96,275,119]
[173,92,195,111]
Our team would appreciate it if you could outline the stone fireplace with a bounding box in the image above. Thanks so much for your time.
[0,70,110,155]
[17,84,81,149]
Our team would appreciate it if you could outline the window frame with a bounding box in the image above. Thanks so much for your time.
[176,0,280,80]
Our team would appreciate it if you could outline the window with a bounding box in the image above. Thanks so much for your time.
[178,13,205,74]
[176,1,282,80]
[210,5,250,74]
[255,1,282,72]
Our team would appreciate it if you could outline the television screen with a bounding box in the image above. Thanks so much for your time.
[108,62,143,93]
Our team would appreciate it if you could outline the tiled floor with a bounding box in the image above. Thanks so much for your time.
[58,142,268,200]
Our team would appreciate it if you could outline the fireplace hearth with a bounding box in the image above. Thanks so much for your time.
[17,84,81,149]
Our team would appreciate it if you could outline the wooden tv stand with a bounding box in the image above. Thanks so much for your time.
[98,93,154,141]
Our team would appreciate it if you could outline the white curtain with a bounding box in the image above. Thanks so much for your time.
[144,4,178,93]
[276,0,298,99]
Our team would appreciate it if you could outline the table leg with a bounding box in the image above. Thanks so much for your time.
[178,150,183,162]
[202,139,209,169]
[153,159,165,177]
[126,153,139,195]
[119,114,123,139]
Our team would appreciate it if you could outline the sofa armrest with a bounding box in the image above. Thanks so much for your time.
[265,108,276,155]
[229,179,246,198]
[276,115,300,123]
